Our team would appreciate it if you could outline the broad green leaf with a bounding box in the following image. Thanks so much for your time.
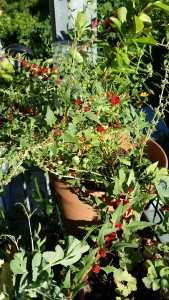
[69,49,83,63]
[142,276,152,288]
[101,265,116,274]
[75,12,88,30]
[60,254,82,266]
[32,252,42,268]
[134,16,144,33]
[152,279,161,291]
[117,7,127,23]
[161,278,169,288]
[134,36,158,45]
[43,245,64,264]
[110,17,122,31]
[160,267,169,277]
[10,254,27,275]
[139,12,152,23]
[45,106,56,126]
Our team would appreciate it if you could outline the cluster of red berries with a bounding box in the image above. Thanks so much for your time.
[107,90,121,107]
[21,60,56,81]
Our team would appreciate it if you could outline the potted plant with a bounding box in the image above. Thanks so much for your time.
[0,196,169,300]
[0,0,169,237]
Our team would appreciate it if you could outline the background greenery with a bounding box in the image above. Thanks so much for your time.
[0,0,52,58]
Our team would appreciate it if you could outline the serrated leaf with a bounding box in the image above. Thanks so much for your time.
[126,221,154,232]
[134,15,144,33]
[117,7,127,23]
[145,162,158,175]
[69,49,83,63]
[45,106,56,126]
[85,111,101,124]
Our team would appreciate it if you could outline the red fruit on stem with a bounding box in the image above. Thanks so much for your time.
[92,264,100,274]
[99,249,107,258]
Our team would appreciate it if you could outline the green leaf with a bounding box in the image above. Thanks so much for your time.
[110,17,122,31]
[75,11,88,30]
[63,269,71,289]
[112,242,134,251]
[116,53,123,67]
[69,49,83,63]
[43,245,64,264]
[32,252,42,268]
[101,265,116,274]
[139,12,152,23]
[117,7,127,23]
[134,37,158,45]
[152,279,161,291]
[134,16,144,33]
[10,252,27,275]
[122,53,130,65]
[45,106,56,126]
[152,1,169,12]
[145,162,158,175]
[75,248,98,283]
[125,221,154,232]
[142,276,153,288]
[160,267,169,277]
[85,111,101,124]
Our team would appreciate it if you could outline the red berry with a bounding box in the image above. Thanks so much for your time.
[84,106,90,112]
[99,249,107,258]
[123,198,130,205]
[28,107,33,113]
[74,187,80,193]
[74,99,81,105]
[114,199,121,208]
[83,274,89,282]
[55,129,62,136]
[105,232,117,241]
[97,125,104,132]
[92,264,100,274]
[162,206,169,211]
[115,223,123,231]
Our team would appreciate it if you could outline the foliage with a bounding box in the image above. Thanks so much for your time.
[1,201,169,299]
[0,0,52,59]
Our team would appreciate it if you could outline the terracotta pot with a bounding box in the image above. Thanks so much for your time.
[50,139,168,236]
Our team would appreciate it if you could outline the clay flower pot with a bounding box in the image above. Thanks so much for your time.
[50,139,168,236]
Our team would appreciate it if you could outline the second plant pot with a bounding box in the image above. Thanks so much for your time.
[50,139,168,237]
